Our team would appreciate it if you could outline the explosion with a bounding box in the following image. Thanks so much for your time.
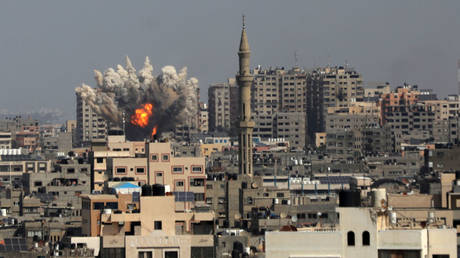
[75,56,199,140]
[131,103,153,128]
[151,125,158,138]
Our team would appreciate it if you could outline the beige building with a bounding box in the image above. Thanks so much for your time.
[75,93,108,147]
[80,192,215,257]
[0,155,51,182]
[363,82,391,99]
[208,80,239,132]
[90,136,206,210]
[423,97,460,121]
[198,102,209,133]
[266,207,457,258]
[307,66,364,142]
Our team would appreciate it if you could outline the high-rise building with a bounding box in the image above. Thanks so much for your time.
[208,81,235,132]
[306,66,364,142]
[279,67,307,113]
[251,66,307,148]
[75,93,108,147]
[237,18,254,177]
[198,102,209,133]
[274,112,306,150]
[252,67,282,115]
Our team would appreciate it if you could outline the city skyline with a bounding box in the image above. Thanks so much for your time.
[0,0,460,119]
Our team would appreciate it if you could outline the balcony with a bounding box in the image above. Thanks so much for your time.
[101,212,140,223]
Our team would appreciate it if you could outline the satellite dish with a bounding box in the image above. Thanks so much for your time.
[280,212,287,219]
[251,182,258,189]
[291,215,298,223]
[234,213,241,220]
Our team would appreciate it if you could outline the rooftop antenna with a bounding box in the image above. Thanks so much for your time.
[242,14,246,29]
[122,111,126,136]
[294,50,299,67]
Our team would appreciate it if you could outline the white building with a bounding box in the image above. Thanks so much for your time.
[266,207,457,258]
[0,131,12,149]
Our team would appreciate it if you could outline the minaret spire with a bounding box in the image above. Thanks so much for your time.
[237,16,254,177]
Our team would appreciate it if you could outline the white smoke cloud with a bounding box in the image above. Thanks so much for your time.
[75,56,199,138]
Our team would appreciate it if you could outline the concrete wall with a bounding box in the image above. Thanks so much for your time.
[71,236,101,256]
[266,231,342,258]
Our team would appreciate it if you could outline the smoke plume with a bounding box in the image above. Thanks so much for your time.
[75,56,199,140]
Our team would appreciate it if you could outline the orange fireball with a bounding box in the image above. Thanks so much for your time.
[151,125,158,138]
[131,103,153,128]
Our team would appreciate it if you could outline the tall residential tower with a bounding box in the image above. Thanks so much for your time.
[237,18,254,176]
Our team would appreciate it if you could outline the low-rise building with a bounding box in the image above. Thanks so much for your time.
[266,206,456,258]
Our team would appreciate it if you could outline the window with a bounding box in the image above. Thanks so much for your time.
[194,193,205,201]
[176,181,184,187]
[67,168,75,173]
[362,231,370,246]
[347,231,355,246]
[162,154,169,161]
[190,178,205,187]
[136,167,145,174]
[116,167,126,174]
[96,158,103,163]
[191,165,203,173]
[93,202,104,210]
[151,154,158,161]
[138,251,152,258]
[164,251,178,258]
[106,202,118,209]
[154,221,162,230]
[172,166,183,173]
[206,184,213,189]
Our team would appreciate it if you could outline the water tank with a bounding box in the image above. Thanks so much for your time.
[1,209,6,217]
[428,211,435,224]
[390,211,397,225]
[151,184,165,196]
[371,188,387,208]
[339,190,361,207]
[141,185,152,196]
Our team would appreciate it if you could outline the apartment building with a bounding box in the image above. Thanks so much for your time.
[22,159,91,220]
[273,112,306,150]
[363,82,391,100]
[75,93,108,147]
[326,102,381,131]
[0,154,51,183]
[89,135,207,212]
[306,66,364,142]
[80,190,214,257]
[208,80,239,132]
[422,96,460,121]
[198,102,209,133]
[252,67,282,115]
[0,131,12,149]
[279,67,307,113]
[383,103,435,150]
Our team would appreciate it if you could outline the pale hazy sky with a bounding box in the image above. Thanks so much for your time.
[1,0,459,119]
